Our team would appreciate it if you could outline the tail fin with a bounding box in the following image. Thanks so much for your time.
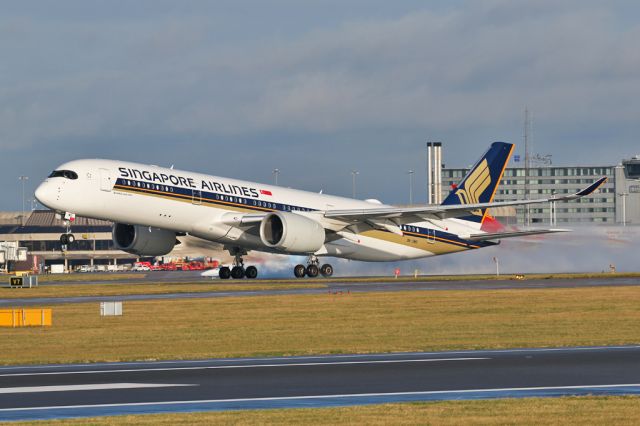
[442,142,514,224]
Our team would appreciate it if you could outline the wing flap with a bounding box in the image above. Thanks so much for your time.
[465,228,570,242]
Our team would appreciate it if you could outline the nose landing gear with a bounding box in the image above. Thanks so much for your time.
[59,233,75,245]
[294,255,333,278]
[219,247,259,279]
[59,212,76,248]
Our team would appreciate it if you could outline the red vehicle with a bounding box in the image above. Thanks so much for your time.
[205,260,220,269]
[152,260,217,271]
[179,261,205,271]
[160,263,177,271]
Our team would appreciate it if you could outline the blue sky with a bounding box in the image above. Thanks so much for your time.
[2,1,640,210]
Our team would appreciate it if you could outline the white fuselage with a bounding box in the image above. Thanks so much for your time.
[35,159,487,261]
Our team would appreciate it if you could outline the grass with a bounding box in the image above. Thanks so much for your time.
[35,273,147,282]
[0,282,326,299]
[15,271,640,286]
[1,286,638,365]
[4,271,639,299]
[12,397,640,425]
[337,271,640,282]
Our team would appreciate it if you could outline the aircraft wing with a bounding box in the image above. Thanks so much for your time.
[324,177,607,223]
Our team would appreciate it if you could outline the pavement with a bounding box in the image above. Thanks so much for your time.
[0,345,639,421]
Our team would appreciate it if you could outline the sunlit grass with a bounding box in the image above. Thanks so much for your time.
[0,281,326,299]
[36,273,146,282]
[1,286,638,365]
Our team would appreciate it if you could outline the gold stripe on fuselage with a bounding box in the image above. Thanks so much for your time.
[360,230,474,256]
[113,184,269,214]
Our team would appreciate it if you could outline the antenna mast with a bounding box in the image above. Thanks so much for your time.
[524,107,531,227]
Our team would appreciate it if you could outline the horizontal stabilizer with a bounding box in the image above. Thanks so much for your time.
[465,228,570,242]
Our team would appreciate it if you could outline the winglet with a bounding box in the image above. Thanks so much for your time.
[576,176,608,197]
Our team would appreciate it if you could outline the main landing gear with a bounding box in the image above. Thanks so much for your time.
[294,255,333,278]
[219,248,258,279]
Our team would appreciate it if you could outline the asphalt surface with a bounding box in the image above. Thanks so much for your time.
[0,346,639,421]
[1,274,640,307]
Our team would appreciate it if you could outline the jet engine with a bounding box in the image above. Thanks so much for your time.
[259,211,325,254]
[112,223,176,256]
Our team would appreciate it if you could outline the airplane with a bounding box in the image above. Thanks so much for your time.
[34,142,607,279]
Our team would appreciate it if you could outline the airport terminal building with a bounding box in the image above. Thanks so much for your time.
[0,210,132,272]
[440,156,640,226]
[0,211,223,273]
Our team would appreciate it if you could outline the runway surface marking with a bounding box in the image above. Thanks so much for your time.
[1,384,639,413]
[0,383,194,394]
[0,357,489,377]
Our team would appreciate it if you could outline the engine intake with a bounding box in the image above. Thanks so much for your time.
[112,223,176,256]
[260,212,325,254]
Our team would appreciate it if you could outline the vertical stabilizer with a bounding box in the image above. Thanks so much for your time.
[442,142,514,224]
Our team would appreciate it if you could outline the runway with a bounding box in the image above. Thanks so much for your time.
[0,345,639,421]
[2,275,640,307]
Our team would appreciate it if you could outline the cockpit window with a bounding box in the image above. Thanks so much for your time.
[48,170,78,180]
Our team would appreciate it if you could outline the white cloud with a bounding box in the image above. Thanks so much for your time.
[2,1,640,209]
[2,2,640,147]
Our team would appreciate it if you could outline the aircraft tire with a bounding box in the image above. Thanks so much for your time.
[231,266,245,279]
[59,234,68,245]
[245,266,258,279]
[294,264,306,278]
[320,264,333,277]
[67,234,75,244]
[219,266,231,279]
[306,264,319,278]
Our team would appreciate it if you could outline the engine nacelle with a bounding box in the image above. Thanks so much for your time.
[112,223,176,256]
[259,211,325,254]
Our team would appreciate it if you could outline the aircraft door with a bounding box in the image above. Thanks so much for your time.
[427,229,436,243]
[99,168,114,192]
[192,189,202,205]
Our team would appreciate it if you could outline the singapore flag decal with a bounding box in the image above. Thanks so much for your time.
[260,189,272,196]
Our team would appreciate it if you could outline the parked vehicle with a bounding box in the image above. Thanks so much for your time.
[132,261,152,271]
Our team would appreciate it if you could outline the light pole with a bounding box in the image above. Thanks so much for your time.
[351,170,359,198]
[407,170,414,205]
[272,168,280,186]
[550,190,556,226]
[619,192,629,226]
[18,176,28,226]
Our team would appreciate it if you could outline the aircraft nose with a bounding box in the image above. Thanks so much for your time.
[34,182,52,208]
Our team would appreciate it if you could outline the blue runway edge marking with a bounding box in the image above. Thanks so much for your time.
[2,385,640,422]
